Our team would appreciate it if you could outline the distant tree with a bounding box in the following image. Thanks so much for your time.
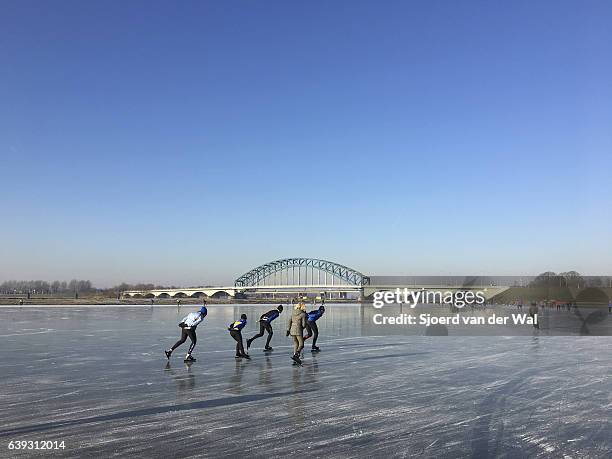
[529,271,585,288]
[559,271,584,288]
[530,272,562,287]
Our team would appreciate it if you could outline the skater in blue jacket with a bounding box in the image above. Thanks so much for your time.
[304,305,325,351]
[229,314,250,360]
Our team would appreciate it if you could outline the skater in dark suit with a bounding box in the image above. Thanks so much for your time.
[247,305,283,351]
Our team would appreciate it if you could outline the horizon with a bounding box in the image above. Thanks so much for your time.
[2,1,611,285]
[2,269,610,290]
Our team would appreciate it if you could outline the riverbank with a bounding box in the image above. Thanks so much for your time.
[0,296,360,306]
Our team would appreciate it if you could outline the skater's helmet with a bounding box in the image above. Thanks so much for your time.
[240,313,247,320]
[319,305,325,312]
[277,305,284,312]
[199,306,208,316]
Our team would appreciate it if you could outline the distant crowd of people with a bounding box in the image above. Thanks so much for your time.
[509,299,612,329]
[512,300,577,311]
[164,299,325,366]
[510,300,612,312]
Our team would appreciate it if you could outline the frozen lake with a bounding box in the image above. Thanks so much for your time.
[1,305,611,458]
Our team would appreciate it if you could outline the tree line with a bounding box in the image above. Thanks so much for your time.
[0,280,94,295]
[0,280,172,295]
[529,272,611,288]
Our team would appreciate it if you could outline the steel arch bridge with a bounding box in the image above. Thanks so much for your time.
[234,258,370,288]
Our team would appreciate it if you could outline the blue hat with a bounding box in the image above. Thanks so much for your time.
[199,306,208,315]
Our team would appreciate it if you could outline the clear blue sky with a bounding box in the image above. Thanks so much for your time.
[2,1,611,286]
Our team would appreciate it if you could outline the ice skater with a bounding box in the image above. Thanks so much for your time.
[286,302,307,365]
[229,314,250,360]
[247,305,283,351]
[165,306,207,362]
[528,302,540,329]
[304,305,325,351]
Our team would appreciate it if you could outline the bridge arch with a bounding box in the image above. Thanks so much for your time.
[208,290,232,298]
[189,292,207,298]
[234,258,370,287]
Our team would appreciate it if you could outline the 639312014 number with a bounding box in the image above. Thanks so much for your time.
[8,440,65,450]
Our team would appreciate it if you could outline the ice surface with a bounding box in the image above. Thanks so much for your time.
[1,305,611,458]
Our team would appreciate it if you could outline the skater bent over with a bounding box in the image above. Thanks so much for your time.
[247,305,283,351]
[304,305,325,351]
[286,303,307,365]
[229,314,250,360]
[166,306,207,362]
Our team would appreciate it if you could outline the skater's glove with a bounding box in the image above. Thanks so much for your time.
[286,330,290,337]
